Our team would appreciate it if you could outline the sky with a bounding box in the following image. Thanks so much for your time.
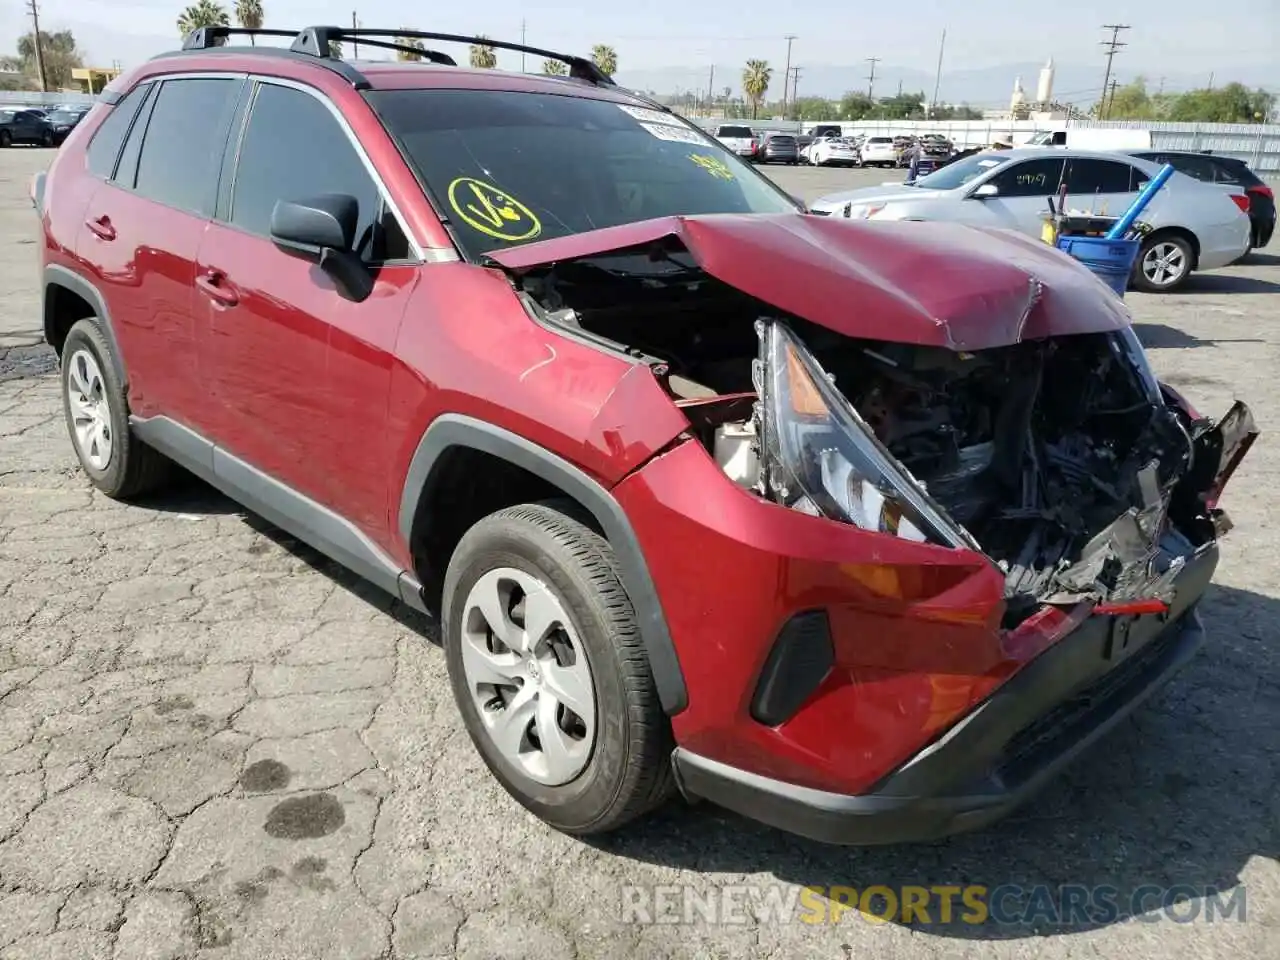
[3,0,1276,93]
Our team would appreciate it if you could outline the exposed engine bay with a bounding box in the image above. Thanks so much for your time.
[517,247,1256,619]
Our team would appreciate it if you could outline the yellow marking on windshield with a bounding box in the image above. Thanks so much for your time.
[447,177,542,242]
[688,153,736,181]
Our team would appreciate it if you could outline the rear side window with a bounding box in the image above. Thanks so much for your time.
[717,125,753,138]
[989,157,1066,197]
[1064,159,1139,194]
[132,77,242,216]
[86,85,149,178]
[228,82,409,262]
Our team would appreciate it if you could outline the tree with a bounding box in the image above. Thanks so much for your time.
[177,0,230,37]
[877,90,926,120]
[16,30,83,90]
[396,31,426,61]
[742,60,771,119]
[591,44,617,78]
[328,40,343,58]
[469,35,497,69]
[233,0,263,43]
[1166,83,1274,123]
[541,58,567,76]
[838,90,875,120]
[791,96,837,121]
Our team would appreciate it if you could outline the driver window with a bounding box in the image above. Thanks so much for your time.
[988,158,1066,198]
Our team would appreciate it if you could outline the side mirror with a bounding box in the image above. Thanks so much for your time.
[970,183,1000,199]
[270,194,373,302]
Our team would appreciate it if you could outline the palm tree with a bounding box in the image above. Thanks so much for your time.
[328,40,343,58]
[233,0,262,43]
[541,58,567,76]
[396,31,426,61]
[469,36,497,69]
[591,44,617,78]
[742,59,771,119]
[177,0,230,37]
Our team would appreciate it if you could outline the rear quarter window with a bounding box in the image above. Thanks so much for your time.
[86,83,150,179]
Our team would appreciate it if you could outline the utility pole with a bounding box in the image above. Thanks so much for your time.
[1105,78,1119,119]
[789,66,801,116]
[930,28,946,118]
[866,57,880,99]
[26,0,48,93]
[1157,76,1165,95]
[521,20,527,72]
[707,64,715,116]
[351,12,358,59]
[1207,71,1214,91]
[1099,24,1129,117]
[781,35,796,117]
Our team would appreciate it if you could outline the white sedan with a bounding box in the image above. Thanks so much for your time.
[810,148,1252,292]
[805,137,861,167]
[859,136,898,167]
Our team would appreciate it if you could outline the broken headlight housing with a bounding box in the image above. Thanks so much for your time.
[753,321,978,550]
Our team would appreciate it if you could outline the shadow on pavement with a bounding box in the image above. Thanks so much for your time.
[1181,273,1280,295]
[1132,323,1265,350]
[592,582,1279,939]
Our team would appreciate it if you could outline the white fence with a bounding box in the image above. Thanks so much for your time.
[0,90,95,107]
[689,116,1280,173]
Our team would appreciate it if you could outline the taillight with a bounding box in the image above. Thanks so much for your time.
[1229,194,1251,213]
[1248,184,1274,201]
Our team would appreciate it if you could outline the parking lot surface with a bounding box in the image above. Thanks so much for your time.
[2,148,1279,959]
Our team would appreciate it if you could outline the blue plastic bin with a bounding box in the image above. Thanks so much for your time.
[1055,236,1141,297]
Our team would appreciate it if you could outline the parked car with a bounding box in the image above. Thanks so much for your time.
[33,25,1255,846]
[759,132,799,164]
[805,136,860,167]
[44,106,92,145]
[920,135,953,161]
[809,123,843,140]
[1130,150,1275,249]
[860,136,897,167]
[0,108,56,147]
[811,148,1252,291]
[713,123,759,161]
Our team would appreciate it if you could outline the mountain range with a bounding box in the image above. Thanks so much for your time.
[614,60,1280,109]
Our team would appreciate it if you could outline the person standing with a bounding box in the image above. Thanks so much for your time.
[905,139,923,182]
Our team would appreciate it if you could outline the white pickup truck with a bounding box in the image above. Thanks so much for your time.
[714,123,759,161]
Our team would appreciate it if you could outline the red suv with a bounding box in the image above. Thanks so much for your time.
[32,26,1257,845]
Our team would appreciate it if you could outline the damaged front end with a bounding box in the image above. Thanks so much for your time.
[742,320,1256,623]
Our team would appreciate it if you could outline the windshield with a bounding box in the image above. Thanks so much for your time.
[368,90,797,257]
[0,111,12,122]
[47,111,79,123]
[913,152,1011,190]
[868,137,892,145]
[717,125,753,138]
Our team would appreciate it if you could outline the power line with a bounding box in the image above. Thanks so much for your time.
[26,0,48,92]
[866,56,880,99]
[1099,23,1129,118]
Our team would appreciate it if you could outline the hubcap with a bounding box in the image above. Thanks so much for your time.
[1142,241,1188,287]
[459,567,596,786]
[66,349,113,470]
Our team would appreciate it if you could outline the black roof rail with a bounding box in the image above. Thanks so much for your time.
[182,26,300,50]
[152,42,372,90]
[292,26,615,86]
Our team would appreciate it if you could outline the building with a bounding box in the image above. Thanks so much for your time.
[70,67,121,95]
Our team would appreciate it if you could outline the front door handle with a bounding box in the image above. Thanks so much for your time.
[85,215,115,241]
[196,270,239,307]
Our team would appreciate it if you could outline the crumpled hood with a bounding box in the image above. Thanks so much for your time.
[486,213,1134,351]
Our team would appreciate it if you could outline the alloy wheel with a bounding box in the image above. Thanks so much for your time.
[66,348,113,470]
[459,566,596,786]
[1141,241,1189,288]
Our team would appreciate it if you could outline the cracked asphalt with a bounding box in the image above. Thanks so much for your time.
[2,149,1279,960]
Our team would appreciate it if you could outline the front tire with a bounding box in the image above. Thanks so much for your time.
[442,501,675,836]
[1133,233,1194,292]
[60,319,171,499]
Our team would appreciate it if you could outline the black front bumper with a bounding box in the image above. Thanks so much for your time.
[673,542,1218,846]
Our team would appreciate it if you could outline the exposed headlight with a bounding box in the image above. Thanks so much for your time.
[753,321,976,549]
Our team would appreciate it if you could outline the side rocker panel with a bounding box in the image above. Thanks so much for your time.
[399,413,689,715]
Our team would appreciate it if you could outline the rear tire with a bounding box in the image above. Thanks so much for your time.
[60,319,171,499]
[1133,233,1194,292]
[442,500,676,836]
[0,130,10,148]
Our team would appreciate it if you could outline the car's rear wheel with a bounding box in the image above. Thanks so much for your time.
[0,130,11,148]
[40,129,53,147]
[442,500,675,836]
[60,319,171,499]
[1133,233,1194,292]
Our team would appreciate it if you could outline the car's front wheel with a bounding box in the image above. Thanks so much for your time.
[442,500,675,836]
[60,319,171,498]
[1133,233,1194,292]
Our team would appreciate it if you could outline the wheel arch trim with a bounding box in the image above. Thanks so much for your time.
[43,264,128,386]
[399,413,689,715]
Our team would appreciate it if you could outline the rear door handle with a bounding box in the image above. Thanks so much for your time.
[195,270,239,307]
[85,215,115,241]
